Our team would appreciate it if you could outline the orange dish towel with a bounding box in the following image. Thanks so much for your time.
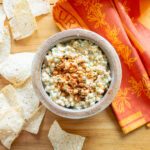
[53,0,150,134]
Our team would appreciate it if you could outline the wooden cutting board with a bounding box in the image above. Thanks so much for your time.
[0,2,150,150]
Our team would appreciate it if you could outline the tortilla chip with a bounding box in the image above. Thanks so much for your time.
[0,93,24,149]
[48,121,85,150]
[0,5,6,42]
[0,27,11,63]
[4,0,37,40]
[27,0,50,17]
[2,81,40,120]
[24,105,46,134]
[0,52,34,86]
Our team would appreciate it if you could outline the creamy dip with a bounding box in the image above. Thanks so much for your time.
[42,39,111,110]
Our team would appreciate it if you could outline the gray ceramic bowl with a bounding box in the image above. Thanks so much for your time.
[32,29,122,119]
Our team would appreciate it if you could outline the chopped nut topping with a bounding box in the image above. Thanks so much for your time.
[51,56,93,101]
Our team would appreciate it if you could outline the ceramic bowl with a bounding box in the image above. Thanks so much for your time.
[32,29,122,119]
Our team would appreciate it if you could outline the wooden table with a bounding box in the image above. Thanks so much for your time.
[0,2,150,150]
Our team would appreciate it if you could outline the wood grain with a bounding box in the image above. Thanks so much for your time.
[0,3,150,150]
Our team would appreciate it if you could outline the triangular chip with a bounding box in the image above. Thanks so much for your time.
[0,110,24,149]
[27,0,50,17]
[1,85,25,116]
[0,110,24,135]
[15,79,40,119]
[24,105,46,134]
[3,0,37,40]
[0,92,24,149]
[48,121,85,150]
[1,81,40,120]
[0,82,41,146]
[0,52,34,86]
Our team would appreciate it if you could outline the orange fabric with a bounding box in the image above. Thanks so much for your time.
[114,0,150,75]
[53,0,150,134]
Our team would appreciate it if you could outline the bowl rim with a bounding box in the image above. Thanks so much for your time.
[32,28,122,119]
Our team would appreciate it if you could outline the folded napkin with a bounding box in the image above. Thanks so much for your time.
[53,0,150,134]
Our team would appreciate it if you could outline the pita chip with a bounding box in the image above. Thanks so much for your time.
[15,79,40,119]
[1,82,40,120]
[0,52,34,86]
[28,0,50,17]
[3,0,37,40]
[48,121,85,150]
[1,133,18,149]
[24,105,46,134]
[0,93,24,149]
[0,93,11,117]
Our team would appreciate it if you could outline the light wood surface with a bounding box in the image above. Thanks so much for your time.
[0,4,150,150]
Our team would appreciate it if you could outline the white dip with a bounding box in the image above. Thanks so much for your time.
[42,39,111,109]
